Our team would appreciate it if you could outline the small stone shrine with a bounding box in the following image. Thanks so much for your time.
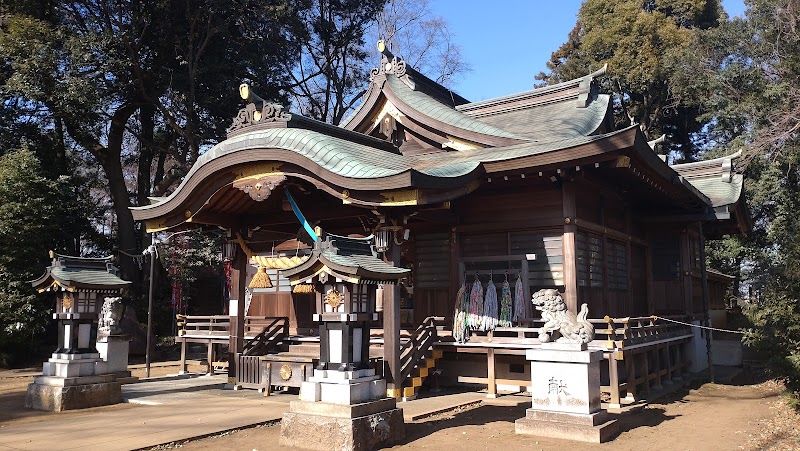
[515,289,618,443]
[27,252,131,411]
[279,231,408,451]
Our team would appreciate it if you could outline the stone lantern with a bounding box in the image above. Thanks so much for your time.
[27,252,131,411]
[280,231,408,450]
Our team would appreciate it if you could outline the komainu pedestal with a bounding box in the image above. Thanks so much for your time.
[279,368,405,451]
[515,343,618,443]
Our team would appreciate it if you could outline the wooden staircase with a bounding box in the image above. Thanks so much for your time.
[391,316,445,401]
[242,316,289,356]
[235,317,290,389]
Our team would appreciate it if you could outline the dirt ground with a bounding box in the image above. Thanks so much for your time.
[2,366,799,450]
[174,376,800,451]
[0,364,206,426]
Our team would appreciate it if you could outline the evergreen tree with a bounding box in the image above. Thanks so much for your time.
[537,0,724,162]
[0,149,84,365]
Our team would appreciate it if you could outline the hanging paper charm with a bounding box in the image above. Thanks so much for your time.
[499,275,513,327]
[468,274,485,331]
[483,277,499,330]
[513,274,526,323]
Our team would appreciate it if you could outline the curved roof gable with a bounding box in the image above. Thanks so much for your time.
[671,151,744,208]
[341,45,527,148]
[456,65,612,142]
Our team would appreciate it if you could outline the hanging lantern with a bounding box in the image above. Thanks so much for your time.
[375,285,384,313]
[223,242,237,261]
[374,229,391,253]
[373,225,404,253]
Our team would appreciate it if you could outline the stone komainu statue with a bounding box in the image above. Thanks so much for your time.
[531,289,594,344]
[98,296,125,337]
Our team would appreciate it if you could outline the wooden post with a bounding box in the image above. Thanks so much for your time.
[562,180,579,313]
[663,344,674,385]
[383,243,402,397]
[698,222,715,383]
[608,351,621,409]
[228,244,247,385]
[487,347,497,398]
[179,339,187,374]
[206,341,215,375]
[680,229,693,315]
[624,350,637,403]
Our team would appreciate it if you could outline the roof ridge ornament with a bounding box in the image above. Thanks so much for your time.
[227,83,291,134]
[369,40,415,89]
[576,63,608,108]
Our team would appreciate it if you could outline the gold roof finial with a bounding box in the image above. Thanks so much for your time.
[239,83,265,104]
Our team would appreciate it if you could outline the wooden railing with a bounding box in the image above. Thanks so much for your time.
[242,317,289,356]
[176,315,295,340]
[399,316,445,383]
[589,315,693,349]
[176,315,230,338]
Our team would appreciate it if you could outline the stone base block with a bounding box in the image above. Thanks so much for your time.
[515,409,618,443]
[25,379,121,411]
[96,337,130,374]
[288,398,397,419]
[280,404,404,451]
[42,353,107,378]
[300,378,386,405]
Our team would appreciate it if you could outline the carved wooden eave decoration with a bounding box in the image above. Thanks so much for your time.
[232,174,287,202]
[226,84,291,136]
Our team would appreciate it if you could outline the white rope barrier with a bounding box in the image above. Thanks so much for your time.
[651,315,745,334]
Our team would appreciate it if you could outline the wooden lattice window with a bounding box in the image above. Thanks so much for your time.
[350,285,369,313]
[76,291,98,313]
[576,232,603,288]
[510,232,563,286]
[415,233,450,289]
[606,239,628,290]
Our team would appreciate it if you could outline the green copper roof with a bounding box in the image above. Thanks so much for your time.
[31,254,130,290]
[467,94,611,142]
[384,75,524,140]
[283,233,409,282]
[671,151,744,208]
[683,174,744,208]
[413,131,616,170]
[189,127,412,180]
[50,267,130,288]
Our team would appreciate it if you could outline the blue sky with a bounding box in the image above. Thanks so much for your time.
[428,0,748,102]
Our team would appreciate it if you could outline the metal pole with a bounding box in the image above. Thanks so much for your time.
[145,236,156,378]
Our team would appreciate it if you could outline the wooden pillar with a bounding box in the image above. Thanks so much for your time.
[178,339,188,374]
[645,233,655,315]
[608,351,621,408]
[207,340,215,376]
[698,222,715,383]
[624,350,637,403]
[680,228,693,315]
[487,348,497,398]
[562,180,579,313]
[228,247,247,384]
[384,243,402,396]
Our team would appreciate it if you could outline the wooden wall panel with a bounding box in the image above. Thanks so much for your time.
[413,289,452,324]
[457,187,562,227]
[630,244,649,316]
[247,292,315,330]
